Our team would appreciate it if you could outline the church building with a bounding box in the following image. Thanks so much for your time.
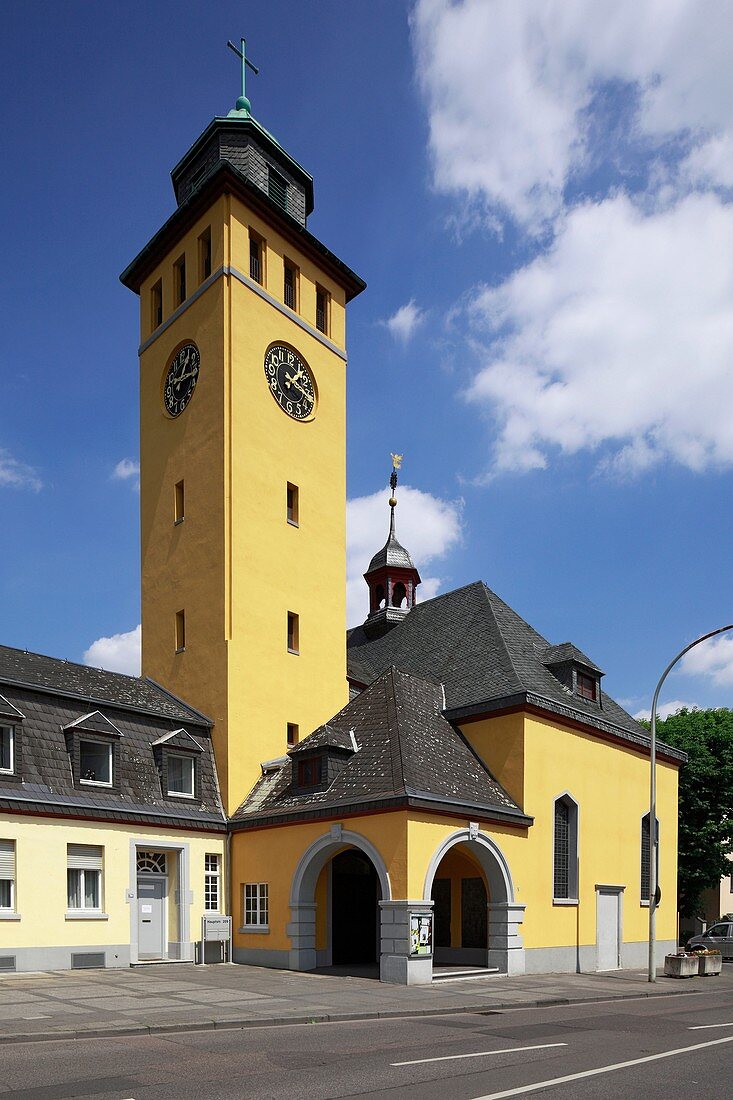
[0,49,683,982]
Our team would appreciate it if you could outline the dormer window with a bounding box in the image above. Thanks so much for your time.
[80,740,113,786]
[576,671,598,702]
[167,753,196,797]
[63,711,122,791]
[297,755,322,787]
[0,726,14,774]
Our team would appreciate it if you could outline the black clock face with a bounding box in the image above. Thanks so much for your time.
[163,343,200,417]
[264,344,316,421]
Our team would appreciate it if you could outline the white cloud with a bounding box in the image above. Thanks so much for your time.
[383,300,426,343]
[412,0,733,230]
[112,458,140,488]
[634,699,699,722]
[347,484,462,626]
[680,634,733,687]
[83,624,141,676]
[0,448,42,492]
[463,192,733,476]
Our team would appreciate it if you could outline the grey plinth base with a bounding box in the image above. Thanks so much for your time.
[487,901,526,975]
[379,900,434,985]
[287,902,318,971]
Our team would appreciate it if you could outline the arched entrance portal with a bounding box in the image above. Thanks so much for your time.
[289,829,391,974]
[424,829,526,975]
[331,850,380,965]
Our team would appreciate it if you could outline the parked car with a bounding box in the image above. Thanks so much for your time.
[686,921,733,958]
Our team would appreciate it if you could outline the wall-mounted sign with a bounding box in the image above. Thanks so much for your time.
[202,915,232,942]
[410,912,433,957]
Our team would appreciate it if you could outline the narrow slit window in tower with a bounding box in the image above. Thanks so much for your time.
[151,280,163,331]
[287,612,299,654]
[174,480,185,525]
[174,254,186,305]
[198,227,211,282]
[286,483,299,525]
[175,609,186,653]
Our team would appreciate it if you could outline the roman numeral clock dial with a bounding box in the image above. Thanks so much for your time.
[163,342,200,417]
[264,344,316,421]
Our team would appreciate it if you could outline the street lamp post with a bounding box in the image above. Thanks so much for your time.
[647,622,733,983]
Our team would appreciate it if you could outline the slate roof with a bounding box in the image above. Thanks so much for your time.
[0,656,225,830]
[232,666,532,828]
[0,644,209,723]
[366,530,418,574]
[542,643,604,675]
[347,581,685,763]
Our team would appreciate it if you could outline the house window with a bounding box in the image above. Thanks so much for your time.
[67,845,103,912]
[0,840,15,911]
[205,853,221,912]
[79,740,112,786]
[0,726,14,773]
[284,260,297,310]
[151,279,163,331]
[249,231,264,284]
[173,254,186,306]
[553,794,579,902]
[641,813,660,905]
[175,609,186,653]
[287,723,298,748]
[297,755,322,787]
[243,882,268,927]
[287,612,299,654]
[167,753,195,797]
[198,227,212,282]
[286,483,299,526]
[577,671,597,701]
[267,166,287,210]
[316,286,329,335]
[174,480,185,525]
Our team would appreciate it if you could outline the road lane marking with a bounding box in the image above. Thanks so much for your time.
[689,1021,733,1029]
[468,1034,733,1100]
[391,1043,567,1066]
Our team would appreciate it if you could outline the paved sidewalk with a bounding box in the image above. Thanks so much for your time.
[0,962,730,1044]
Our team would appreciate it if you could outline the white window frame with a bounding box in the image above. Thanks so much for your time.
[79,738,113,787]
[204,853,221,912]
[167,752,196,797]
[243,882,269,929]
[66,845,104,915]
[0,840,15,912]
[0,725,14,774]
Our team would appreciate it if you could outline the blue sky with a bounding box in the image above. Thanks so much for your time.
[2,0,733,718]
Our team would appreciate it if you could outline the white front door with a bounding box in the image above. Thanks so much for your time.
[596,888,621,970]
[137,877,166,960]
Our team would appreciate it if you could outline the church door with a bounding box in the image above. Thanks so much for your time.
[331,850,379,965]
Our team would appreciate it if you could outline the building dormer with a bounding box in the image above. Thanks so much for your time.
[288,723,357,793]
[542,643,604,706]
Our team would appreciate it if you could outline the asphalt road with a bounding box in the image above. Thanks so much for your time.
[2,986,733,1099]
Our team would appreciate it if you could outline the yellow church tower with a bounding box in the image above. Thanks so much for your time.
[121,42,365,812]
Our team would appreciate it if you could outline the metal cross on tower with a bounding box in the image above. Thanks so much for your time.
[227,37,259,115]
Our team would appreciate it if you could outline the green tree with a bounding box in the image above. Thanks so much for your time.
[640,708,733,917]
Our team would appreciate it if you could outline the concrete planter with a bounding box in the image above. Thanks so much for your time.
[697,953,723,976]
[664,954,698,978]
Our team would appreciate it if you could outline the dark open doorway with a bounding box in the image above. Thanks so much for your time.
[331,849,380,966]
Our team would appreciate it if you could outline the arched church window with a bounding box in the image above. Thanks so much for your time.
[375,584,386,610]
[553,794,579,902]
[392,582,407,608]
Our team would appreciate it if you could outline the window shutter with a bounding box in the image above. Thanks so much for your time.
[0,841,14,878]
[67,845,103,871]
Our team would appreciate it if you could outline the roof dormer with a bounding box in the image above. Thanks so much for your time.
[542,643,604,705]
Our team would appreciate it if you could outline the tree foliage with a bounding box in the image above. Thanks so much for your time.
[640,708,733,917]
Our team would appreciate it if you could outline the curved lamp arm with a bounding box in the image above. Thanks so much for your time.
[648,622,733,982]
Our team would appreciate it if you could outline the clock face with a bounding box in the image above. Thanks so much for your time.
[163,343,200,417]
[264,344,316,421]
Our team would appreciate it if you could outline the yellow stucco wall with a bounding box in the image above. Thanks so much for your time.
[0,815,225,950]
[231,709,679,960]
[138,194,351,814]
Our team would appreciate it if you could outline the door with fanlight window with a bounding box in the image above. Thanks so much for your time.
[137,851,167,960]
